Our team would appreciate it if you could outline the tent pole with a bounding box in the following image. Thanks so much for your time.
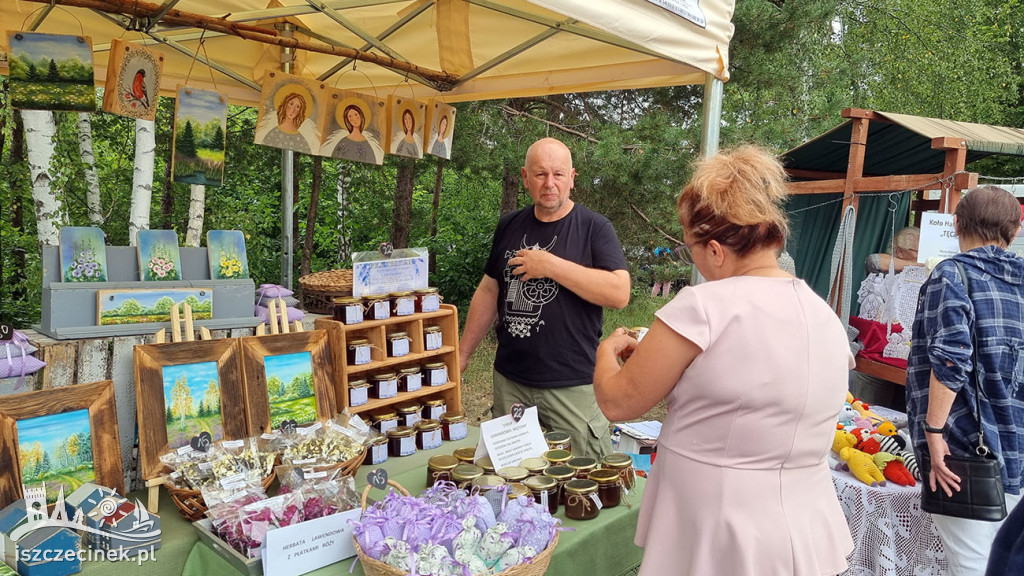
[280,23,296,289]
[691,73,724,286]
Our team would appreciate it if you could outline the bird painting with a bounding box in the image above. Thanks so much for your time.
[102,39,163,120]
[125,69,149,110]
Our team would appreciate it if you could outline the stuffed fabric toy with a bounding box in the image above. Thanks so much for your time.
[840,447,887,487]
[898,450,921,480]
[876,421,898,436]
[872,452,916,486]
[856,437,882,455]
[833,430,858,454]
[877,435,907,455]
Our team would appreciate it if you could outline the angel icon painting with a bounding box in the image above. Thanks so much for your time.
[254,72,323,155]
[318,89,385,165]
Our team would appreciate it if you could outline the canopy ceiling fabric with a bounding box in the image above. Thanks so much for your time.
[0,0,735,106]
[782,111,1024,177]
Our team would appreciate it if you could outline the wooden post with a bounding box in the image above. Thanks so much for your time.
[827,110,871,310]
[932,137,973,214]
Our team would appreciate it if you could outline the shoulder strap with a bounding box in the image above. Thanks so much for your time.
[951,260,989,455]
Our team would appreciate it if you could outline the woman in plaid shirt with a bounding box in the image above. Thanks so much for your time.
[906,185,1024,576]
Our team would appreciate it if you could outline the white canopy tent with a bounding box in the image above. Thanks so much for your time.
[1,0,736,284]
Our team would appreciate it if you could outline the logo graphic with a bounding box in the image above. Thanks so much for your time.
[502,235,559,338]
[10,484,161,545]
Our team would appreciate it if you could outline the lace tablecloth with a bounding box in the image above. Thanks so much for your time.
[833,469,949,576]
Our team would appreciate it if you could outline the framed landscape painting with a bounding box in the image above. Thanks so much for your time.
[0,380,123,510]
[239,330,336,434]
[134,339,248,480]
[136,229,182,281]
[206,230,249,280]
[7,32,95,111]
[59,226,108,282]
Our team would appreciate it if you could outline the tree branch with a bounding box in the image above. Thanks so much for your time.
[629,203,683,247]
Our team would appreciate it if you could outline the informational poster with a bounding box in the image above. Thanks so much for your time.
[918,213,960,262]
[475,406,548,471]
[352,247,428,297]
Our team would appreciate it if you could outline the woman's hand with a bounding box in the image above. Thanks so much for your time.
[926,432,962,497]
[599,327,639,363]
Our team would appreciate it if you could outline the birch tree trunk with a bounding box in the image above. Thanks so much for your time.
[337,162,351,263]
[77,113,103,225]
[22,110,62,247]
[184,184,206,247]
[128,119,156,246]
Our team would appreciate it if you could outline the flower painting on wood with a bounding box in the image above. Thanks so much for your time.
[207,230,249,279]
[137,229,182,281]
[59,226,108,282]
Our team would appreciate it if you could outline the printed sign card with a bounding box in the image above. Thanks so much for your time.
[475,406,548,471]
[918,213,960,262]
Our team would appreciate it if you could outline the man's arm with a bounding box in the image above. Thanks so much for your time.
[459,275,500,373]
[508,249,630,309]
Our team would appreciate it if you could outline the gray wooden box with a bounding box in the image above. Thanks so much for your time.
[38,246,260,340]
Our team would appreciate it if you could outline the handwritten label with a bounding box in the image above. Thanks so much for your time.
[280,420,298,436]
[190,431,212,452]
[511,403,526,423]
[367,469,388,489]
[262,508,360,576]
[0,323,12,341]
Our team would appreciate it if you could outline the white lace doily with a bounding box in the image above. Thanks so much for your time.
[833,469,949,576]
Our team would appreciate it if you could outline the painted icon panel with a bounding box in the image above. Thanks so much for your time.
[254,72,324,155]
[386,95,426,159]
[426,100,456,160]
[318,88,385,165]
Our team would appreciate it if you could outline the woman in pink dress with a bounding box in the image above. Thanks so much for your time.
[595,145,854,576]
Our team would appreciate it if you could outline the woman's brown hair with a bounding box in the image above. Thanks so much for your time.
[954,185,1022,246]
[677,145,790,257]
[276,93,307,126]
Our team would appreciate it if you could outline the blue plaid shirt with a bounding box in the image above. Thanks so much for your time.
[906,245,1024,495]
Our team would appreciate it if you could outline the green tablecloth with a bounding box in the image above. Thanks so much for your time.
[186,427,646,576]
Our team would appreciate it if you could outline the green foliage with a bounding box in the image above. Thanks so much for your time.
[178,119,198,157]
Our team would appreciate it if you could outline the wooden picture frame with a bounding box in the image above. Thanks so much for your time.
[0,380,123,510]
[239,330,337,434]
[134,339,248,480]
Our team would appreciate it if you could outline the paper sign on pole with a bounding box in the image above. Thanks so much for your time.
[262,508,361,576]
[918,213,960,262]
[475,406,548,471]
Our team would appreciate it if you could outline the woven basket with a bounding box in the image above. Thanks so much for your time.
[353,480,558,576]
[299,269,354,314]
[305,447,367,477]
[167,472,277,522]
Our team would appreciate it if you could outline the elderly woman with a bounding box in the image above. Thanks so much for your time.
[907,185,1024,576]
[594,145,854,576]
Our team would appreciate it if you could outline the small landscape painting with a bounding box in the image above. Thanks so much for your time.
[18,409,95,504]
[172,86,227,186]
[207,230,249,280]
[60,226,108,282]
[97,288,212,325]
[162,361,223,449]
[264,351,317,429]
[137,229,183,281]
[7,32,95,111]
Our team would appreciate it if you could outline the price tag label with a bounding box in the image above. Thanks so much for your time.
[0,323,13,341]
[280,420,298,436]
[511,403,526,423]
[189,431,212,452]
[367,468,388,490]
[379,242,394,258]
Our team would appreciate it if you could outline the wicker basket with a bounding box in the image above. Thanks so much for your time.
[299,269,354,314]
[353,480,558,576]
[167,472,277,522]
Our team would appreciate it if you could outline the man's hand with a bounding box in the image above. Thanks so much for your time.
[509,248,560,281]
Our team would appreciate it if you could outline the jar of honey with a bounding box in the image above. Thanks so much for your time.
[422,398,446,421]
[543,449,572,466]
[415,287,441,313]
[390,291,416,316]
[398,366,422,393]
[396,402,422,427]
[386,426,416,457]
[476,457,495,476]
[567,456,598,479]
[347,338,372,366]
[543,465,576,507]
[563,479,601,520]
[506,482,530,501]
[426,454,459,488]
[415,419,443,450]
[348,378,370,407]
[544,431,572,451]
[369,372,398,399]
[587,468,622,508]
[367,435,389,465]
[523,475,559,515]
[600,452,636,490]
[519,457,549,476]
[423,325,443,351]
[331,296,363,324]
[470,475,506,494]
[424,362,448,386]
[386,331,411,357]
[451,463,484,488]
[440,413,468,441]
[369,408,399,434]
[362,294,390,320]
[453,447,476,464]
[497,466,530,483]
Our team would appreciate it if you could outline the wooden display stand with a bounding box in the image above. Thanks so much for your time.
[314,304,462,416]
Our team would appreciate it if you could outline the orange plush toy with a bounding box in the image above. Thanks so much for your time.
[872,453,916,486]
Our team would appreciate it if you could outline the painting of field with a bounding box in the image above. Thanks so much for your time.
[162,361,224,449]
[7,32,95,111]
[173,87,227,187]
[18,409,95,504]
[265,351,317,429]
[98,288,212,325]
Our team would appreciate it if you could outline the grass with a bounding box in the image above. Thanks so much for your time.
[166,414,224,448]
[269,396,318,429]
[459,293,672,425]
[32,468,97,503]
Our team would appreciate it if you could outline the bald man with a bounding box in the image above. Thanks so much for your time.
[459,137,631,458]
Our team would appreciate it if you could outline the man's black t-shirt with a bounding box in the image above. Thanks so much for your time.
[484,204,628,388]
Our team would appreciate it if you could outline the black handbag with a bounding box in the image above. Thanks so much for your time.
[919,260,1007,522]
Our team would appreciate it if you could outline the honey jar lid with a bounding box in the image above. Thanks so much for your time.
[424,361,447,369]
[440,411,466,423]
[386,425,415,438]
[424,325,442,332]
[470,474,507,489]
[362,293,388,301]
[371,372,397,380]
[396,402,421,414]
[428,454,460,470]
[349,378,370,388]
[543,449,572,463]
[544,431,571,444]
[587,468,620,484]
[543,465,575,481]
[507,483,530,500]
[332,296,361,304]
[601,452,632,468]
[369,408,397,420]
[567,457,597,470]
[563,478,599,495]
[348,338,370,346]
[389,291,414,297]
[451,463,484,482]
[519,457,549,473]
[415,419,441,431]
[423,398,445,407]
[414,287,439,294]
[523,475,557,491]
[388,331,409,339]
[369,435,388,446]
[497,466,530,482]
[399,366,421,374]
[476,456,495,473]
[452,447,477,463]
